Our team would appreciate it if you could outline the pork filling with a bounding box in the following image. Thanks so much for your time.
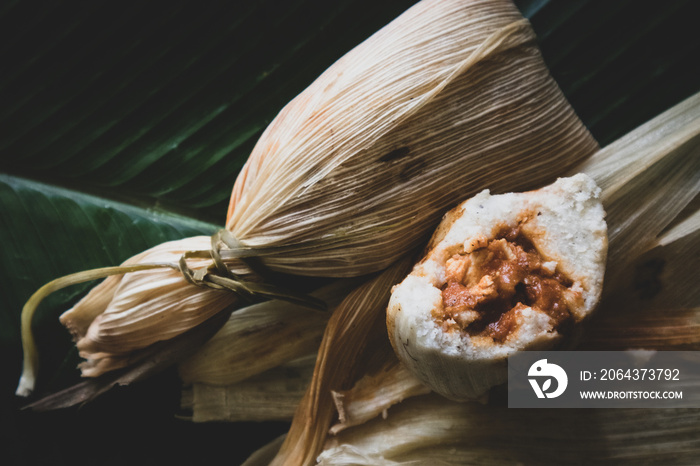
[435,226,577,343]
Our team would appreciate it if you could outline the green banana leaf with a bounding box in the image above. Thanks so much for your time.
[2,0,697,464]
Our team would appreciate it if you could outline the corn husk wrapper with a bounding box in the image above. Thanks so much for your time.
[179,318,428,427]
[224,0,598,278]
[642,208,700,309]
[177,281,413,425]
[22,306,234,411]
[573,92,700,289]
[316,394,700,465]
[181,355,316,422]
[177,301,325,386]
[580,210,700,351]
[571,92,700,351]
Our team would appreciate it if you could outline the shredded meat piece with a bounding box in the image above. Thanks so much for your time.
[435,226,576,343]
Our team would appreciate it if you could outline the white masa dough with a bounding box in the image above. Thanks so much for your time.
[387,174,607,401]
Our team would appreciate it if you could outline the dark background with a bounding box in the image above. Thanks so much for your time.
[2,0,698,464]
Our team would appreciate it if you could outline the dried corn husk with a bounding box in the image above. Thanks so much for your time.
[177,282,419,425]
[330,358,429,435]
[645,208,700,307]
[270,258,413,466]
[581,307,700,351]
[224,0,597,277]
[580,210,700,350]
[611,205,698,312]
[181,355,316,422]
[178,280,355,386]
[317,394,700,465]
[242,435,288,466]
[23,308,233,411]
[572,92,700,289]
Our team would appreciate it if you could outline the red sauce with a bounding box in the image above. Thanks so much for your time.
[436,226,575,343]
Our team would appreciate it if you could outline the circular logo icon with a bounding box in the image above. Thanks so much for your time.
[528,358,568,399]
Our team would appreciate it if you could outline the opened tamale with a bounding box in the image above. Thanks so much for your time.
[383,93,700,403]
[387,174,608,401]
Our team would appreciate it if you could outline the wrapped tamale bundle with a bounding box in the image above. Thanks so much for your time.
[387,174,608,401]
[67,237,250,375]
[16,236,251,395]
[18,0,597,396]
[224,0,597,277]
